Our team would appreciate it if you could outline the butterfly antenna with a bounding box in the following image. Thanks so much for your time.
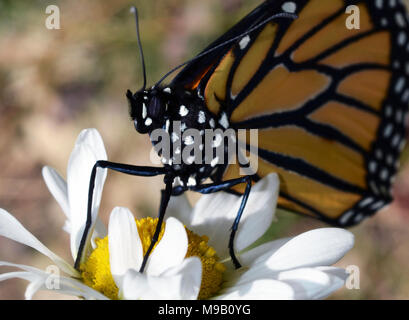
[154,12,297,87]
[131,6,147,91]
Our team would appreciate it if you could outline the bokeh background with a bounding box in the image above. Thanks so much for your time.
[0,0,409,300]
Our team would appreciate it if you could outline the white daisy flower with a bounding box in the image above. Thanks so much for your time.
[76,206,202,300]
[0,128,201,299]
[0,128,354,300]
[0,206,201,300]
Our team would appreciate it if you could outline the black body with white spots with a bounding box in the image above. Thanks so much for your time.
[127,87,232,188]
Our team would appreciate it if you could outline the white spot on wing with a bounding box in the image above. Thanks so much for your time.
[211,157,219,167]
[239,35,250,50]
[282,2,296,13]
[339,210,354,225]
[219,112,229,129]
[359,197,374,208]
[371,200,385,211]
[187,176,197,187]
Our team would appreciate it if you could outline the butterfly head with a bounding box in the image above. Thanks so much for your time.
[127,89,168,134]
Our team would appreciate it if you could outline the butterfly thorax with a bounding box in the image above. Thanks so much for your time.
[127,86,234,186]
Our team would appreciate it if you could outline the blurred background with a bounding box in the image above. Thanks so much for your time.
[0,0,408,299]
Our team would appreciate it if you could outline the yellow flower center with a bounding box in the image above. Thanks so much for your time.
[80,217,225,300]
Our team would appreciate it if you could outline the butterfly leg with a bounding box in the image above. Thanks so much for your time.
[139,175,174,273]
[189,176,253,269]
[74,160,168,270]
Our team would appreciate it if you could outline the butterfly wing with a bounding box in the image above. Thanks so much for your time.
[171,1,284,89]
[171,0,409,226]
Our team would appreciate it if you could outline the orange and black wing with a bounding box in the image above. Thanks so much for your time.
[172,0,409,227]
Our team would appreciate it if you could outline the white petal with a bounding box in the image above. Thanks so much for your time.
[266,228,354,271]
[186,174,279,259]
[0,261,108,300]
[62,220,71,234]
[121,257,201,300]
[0,209,78,276]
[0,270,40,283]
[67,129,107,261]
[0,271,45,300]
[235,173,279,252]
[0,260,51,274]
[42,166,69,218]
[42,164,106,244]
[225,264,344,300]
[91,217,107,248]
[277,267,345,299]
[56,275,110,300]
[146,217,188,276]
[160,257,202,300]
[316,266,349,281]
[312,267,348,299]
[76,128,108,161]
[25,279,45,300]
[108,207,143,288]
[216,279,295,300]
[224,256,276,286]
[226,232,351,288]
[238,237,291,269]
[166,194,192,224]
[187,191,241,256]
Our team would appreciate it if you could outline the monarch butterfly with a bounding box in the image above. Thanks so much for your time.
[75,0,409,271]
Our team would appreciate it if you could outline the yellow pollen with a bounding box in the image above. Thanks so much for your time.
[185,229,226,299]
[135,216,166,255]
[80,218,225,300]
